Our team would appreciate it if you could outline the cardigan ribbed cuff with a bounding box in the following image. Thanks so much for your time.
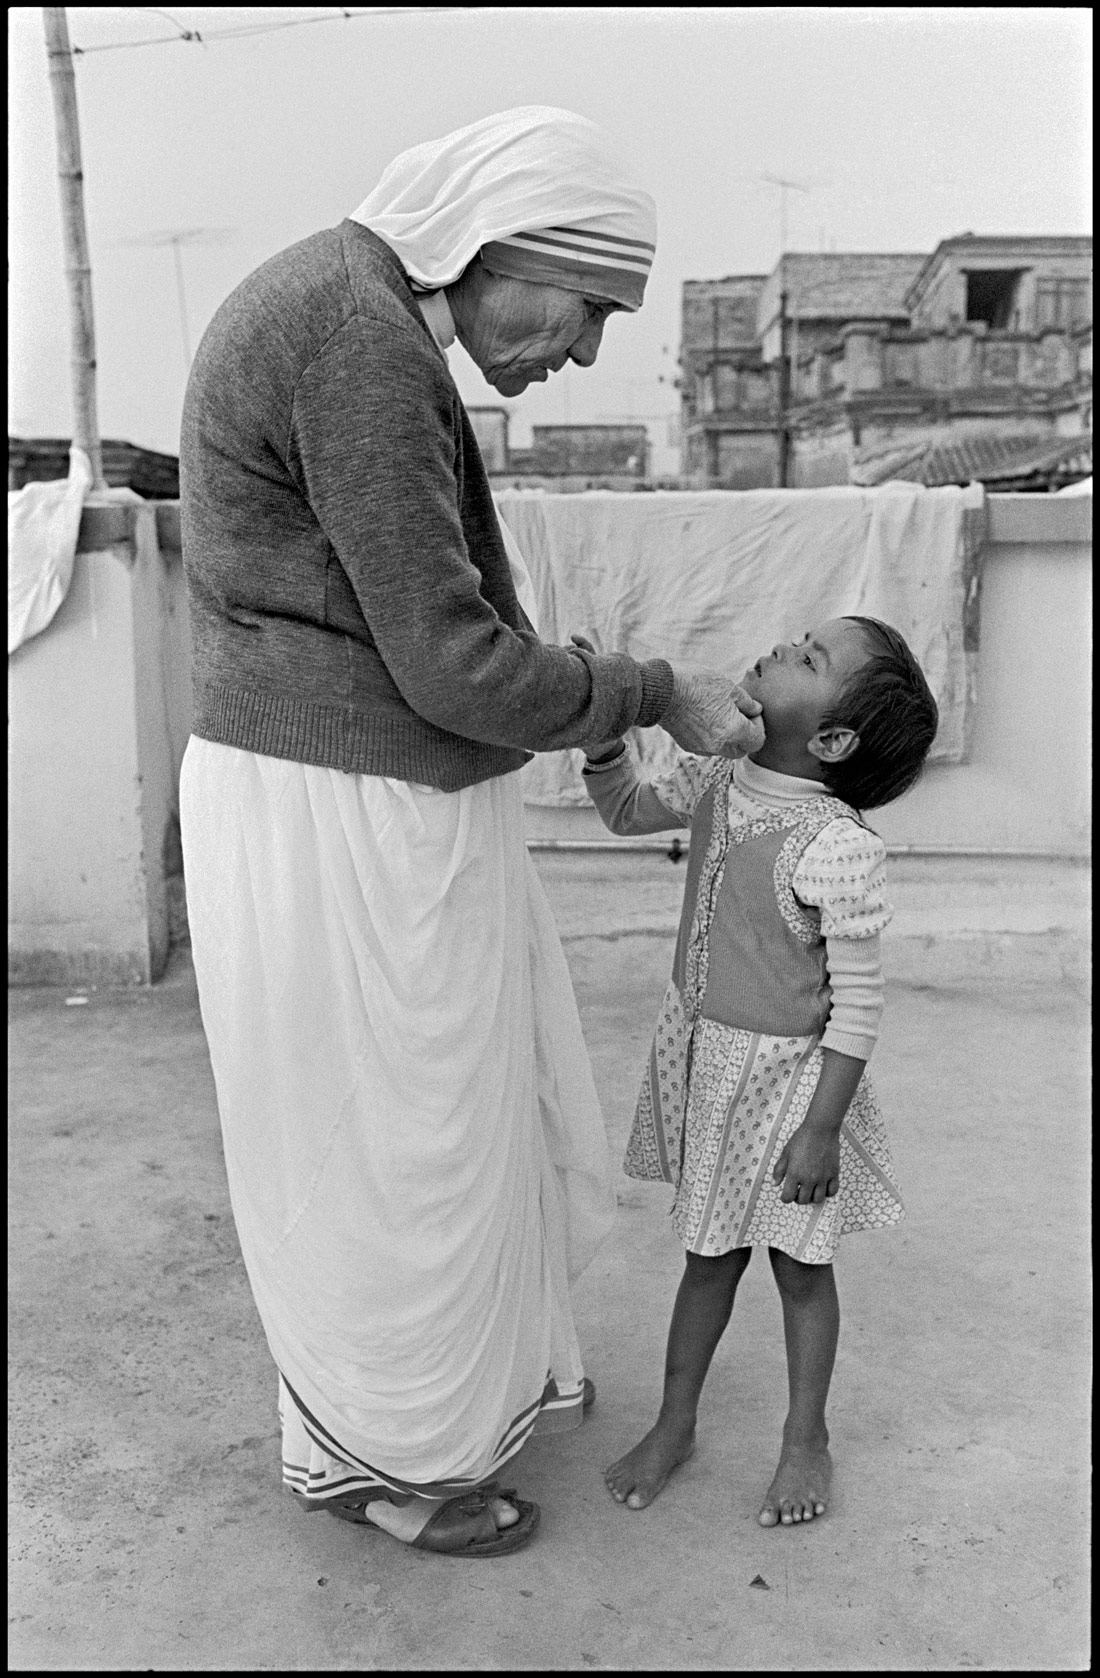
[819,1027,874,1061]
[636,658,675,729]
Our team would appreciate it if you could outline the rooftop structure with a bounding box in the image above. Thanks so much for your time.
[680,235,1093,492]
[8,437,181,498]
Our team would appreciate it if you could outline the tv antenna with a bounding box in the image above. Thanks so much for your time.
[758,175,823,256]
[122,226,233,368]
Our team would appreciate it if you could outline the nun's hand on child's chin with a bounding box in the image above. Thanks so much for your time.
[663,670,766,759]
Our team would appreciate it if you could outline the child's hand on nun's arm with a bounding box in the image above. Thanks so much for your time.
[570,633,627,763]
[772,1048,866,1205]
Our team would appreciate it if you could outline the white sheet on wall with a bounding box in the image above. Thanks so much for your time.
[8,452,145,655]
[495,481,986,807]
[8,449,93,655]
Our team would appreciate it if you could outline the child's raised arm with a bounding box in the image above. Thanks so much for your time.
[582,738,689,836]
[571,632,756,836]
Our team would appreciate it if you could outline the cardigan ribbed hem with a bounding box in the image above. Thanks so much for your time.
[192,687,530,791]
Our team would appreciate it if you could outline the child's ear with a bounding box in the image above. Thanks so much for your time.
[807,726,859,765]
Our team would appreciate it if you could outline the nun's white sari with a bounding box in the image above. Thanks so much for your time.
[181,288,614,1503]
[182,731,613,1502]
[181,106,654,1507]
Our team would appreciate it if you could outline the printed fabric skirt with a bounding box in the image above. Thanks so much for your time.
[626,979,904,1264]
[180,738,615,1507]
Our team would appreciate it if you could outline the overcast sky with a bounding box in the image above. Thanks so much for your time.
[8,6,1092,455]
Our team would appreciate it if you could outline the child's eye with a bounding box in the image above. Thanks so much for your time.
[803,654,814,667]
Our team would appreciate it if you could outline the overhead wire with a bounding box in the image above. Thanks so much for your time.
[70,7,475,56]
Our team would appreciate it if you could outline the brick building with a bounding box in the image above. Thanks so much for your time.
[680,234,1092,491]
[467,410,650,491]
[465,407,510,473]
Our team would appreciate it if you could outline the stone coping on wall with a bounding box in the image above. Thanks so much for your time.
[74,491,1091,559]
[74,499,182,557]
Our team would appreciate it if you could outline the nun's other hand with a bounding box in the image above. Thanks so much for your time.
[663,670,766,758]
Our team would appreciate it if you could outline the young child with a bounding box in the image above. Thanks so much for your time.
[581,615,938,1528]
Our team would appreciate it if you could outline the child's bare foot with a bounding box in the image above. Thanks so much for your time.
[758,1436,832,1527]
[605,1418,696,1510]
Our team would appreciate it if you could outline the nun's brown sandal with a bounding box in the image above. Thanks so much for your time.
[329,1483,540,1557]
[325,1381,590,1555]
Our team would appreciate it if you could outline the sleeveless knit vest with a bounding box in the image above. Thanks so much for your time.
[670,765,865,1039]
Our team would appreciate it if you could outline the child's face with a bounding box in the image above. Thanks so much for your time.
[741,617,870,750]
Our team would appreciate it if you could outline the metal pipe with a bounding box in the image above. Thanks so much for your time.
[528,838,689,859]
[526,839,1086,861]
[777,288,791,488]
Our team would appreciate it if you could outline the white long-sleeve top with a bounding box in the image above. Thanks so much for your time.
[583,747,892,1060]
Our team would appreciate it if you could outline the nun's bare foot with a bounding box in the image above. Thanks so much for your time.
[363,1493,520,1541]
[605,1418,696,1510]
[758,1433,832,1527]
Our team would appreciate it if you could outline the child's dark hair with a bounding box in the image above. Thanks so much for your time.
[818,617,938,811]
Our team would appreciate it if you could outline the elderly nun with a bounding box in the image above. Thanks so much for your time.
[179,106,763,1558]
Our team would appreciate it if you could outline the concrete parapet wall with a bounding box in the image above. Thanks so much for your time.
[8,500,191,986]
[6,493,1091,985]
[519,493,1092,859]
[871,493,1091,856]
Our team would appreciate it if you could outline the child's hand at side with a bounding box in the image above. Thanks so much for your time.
[772,1124,841,1205]
[772,1048,866,1204]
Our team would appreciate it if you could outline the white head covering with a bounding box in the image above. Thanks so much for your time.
[349,106,656,310]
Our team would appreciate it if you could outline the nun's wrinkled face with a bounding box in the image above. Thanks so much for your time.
[447,263,621,397]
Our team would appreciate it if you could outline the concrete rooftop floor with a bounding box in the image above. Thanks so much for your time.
[8,852,1091,1672]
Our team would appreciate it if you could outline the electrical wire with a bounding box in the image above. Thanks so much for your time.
[70,7,475,56]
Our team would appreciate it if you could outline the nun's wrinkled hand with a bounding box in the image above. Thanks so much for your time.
[663,670,766,758]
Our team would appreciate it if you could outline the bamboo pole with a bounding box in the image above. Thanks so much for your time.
[42,7,106,491]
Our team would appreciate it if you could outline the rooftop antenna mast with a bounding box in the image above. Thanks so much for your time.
[122,227,233,370]
[759,173,814,258]
[759,176,815,491]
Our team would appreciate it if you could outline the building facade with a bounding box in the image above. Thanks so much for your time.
[680,235,1092,491]
[466,410,652,491]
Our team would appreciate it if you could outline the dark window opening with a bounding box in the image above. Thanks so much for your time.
[964,270,1024,329]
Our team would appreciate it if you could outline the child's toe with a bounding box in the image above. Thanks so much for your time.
[604,1466,633,1502]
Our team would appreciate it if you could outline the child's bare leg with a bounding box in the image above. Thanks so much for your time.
[606,1246,752,1510]
[759,1247,838,1527]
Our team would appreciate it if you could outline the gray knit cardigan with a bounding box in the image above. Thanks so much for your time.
[180,221,674,791]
